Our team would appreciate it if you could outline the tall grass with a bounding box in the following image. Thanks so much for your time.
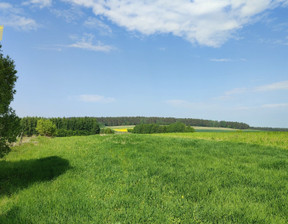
[155,131,288,150]
[1,133,288,223]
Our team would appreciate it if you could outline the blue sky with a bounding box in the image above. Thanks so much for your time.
[1,0,288,127]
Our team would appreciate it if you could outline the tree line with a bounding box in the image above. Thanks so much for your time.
[95,117,250,129]
[132,122,195,134]
[21,117,100,137]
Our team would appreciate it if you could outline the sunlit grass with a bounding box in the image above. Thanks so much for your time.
[154,132,288,150]
[1,133,288,223]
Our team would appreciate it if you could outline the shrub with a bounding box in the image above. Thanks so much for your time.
[100,128,115,134]
[185,125,195,133]
[167,122,186,132]
[36,119,56,137]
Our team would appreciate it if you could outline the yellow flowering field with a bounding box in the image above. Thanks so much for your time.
[113,128,128,132]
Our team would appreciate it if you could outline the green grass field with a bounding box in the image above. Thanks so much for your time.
[1,132,288,223]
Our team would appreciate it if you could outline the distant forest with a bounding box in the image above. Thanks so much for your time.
[95,117,288,131]
[95,116,250,129]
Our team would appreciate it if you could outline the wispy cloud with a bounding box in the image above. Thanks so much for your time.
[255,80,288,91]
[66,0,288,47]
[234,103,288,111]
[51,6,83,23]
[260,36,288,46]
[78,95,115,103]
[261,103,288,108]
[0,3,38,30]
[84,17,112,35]
[210,58,247,62]
[0,2,12,9]
[23,0,52,8]
[210,58,232,62]
[68,34,114,52]
[217,80,288,100]
[216,88,248,100]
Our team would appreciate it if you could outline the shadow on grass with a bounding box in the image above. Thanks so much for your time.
[0,156,70,196]
[0,207,31,224]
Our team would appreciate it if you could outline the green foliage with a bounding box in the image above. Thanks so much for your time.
[51,117,100,135]
[36,119,56,137]
[0,44,20,157]
[21,117,100,137]
[132,122,195,134]
[100,128,115,134]
[20,117,39,136]
[167,122,184,132]
[1,133,288,223]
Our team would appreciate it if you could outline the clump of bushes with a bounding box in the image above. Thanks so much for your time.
[100,128,115,134]
[132,122,195,134]
[36,119,56,137]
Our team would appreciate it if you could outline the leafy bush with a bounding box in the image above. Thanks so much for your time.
[167,122,186,132]
[100,128,115,134]
[36,119,56,137]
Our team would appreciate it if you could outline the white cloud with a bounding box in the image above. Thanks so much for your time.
[78,94,115,103]
[210,58,247,62]
[0,2,12,9]
[234,103,288,110]
[217,80,288,100]
[84,17,112,35]
[65,0,288,47]
[68,33,114,52]
[260,37,288,46]
[23,0,52,8]
[255,80,288,91]
[51,6,83,23]
[217,87,248,100]
[0,3,38,30]
[261,103,288,108]
[210,58,233,62]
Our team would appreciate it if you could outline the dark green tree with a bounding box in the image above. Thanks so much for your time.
[0,44,20,157]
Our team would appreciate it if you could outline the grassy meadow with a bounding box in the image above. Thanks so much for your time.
[1,132,288,223]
